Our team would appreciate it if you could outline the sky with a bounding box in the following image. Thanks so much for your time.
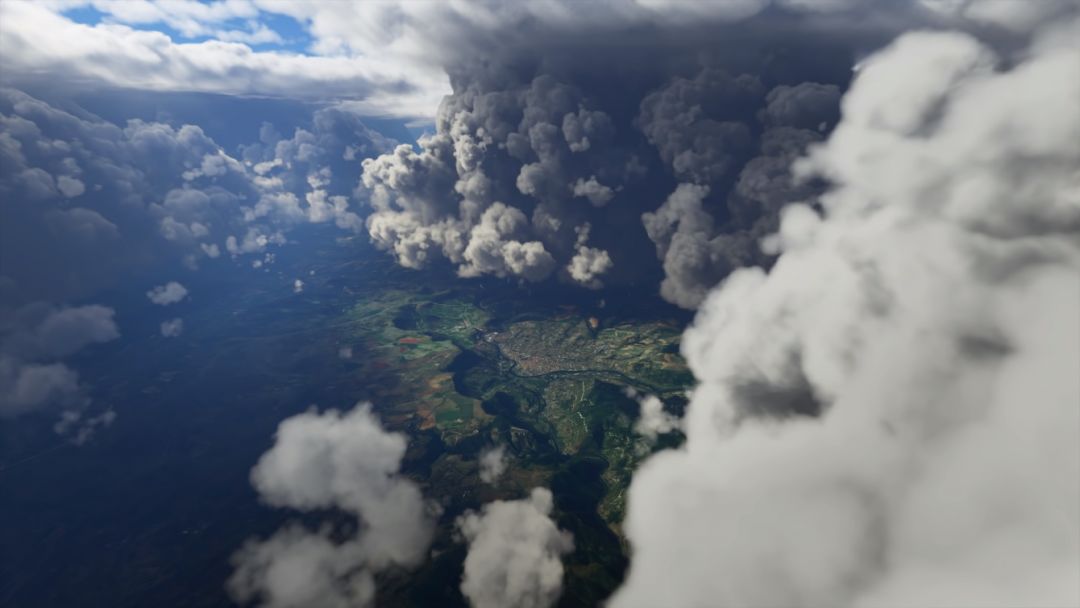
[1,1,1078,607]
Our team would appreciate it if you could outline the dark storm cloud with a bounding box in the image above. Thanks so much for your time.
[354,0,1077,306]
[354,3,928,304]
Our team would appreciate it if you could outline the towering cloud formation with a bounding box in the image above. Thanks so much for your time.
[353,2,906,303]
[348,0,1077,307]
[457,488,574,608]
[229,404,435,608]
[612,22,1080,608]
[360,74,622,286]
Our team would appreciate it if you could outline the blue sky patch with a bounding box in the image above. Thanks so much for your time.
[62,4,315,55]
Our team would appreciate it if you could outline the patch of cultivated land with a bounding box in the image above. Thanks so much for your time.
[337,280,694,600]
[492,316,686,383]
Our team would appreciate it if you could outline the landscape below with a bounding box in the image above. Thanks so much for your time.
[0,228,694,608]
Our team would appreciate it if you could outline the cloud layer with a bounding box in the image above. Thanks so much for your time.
[0,1,449,121]
[0,83,393,439]
[0,86,355,306]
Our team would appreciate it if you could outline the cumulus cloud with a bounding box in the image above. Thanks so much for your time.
[0,80,397,313]
[612,24,1080,608]
[0,80,397,437]
[571,176,615,207]
[760,82,841,130]
[0,303,119,419]
[564,223,613,289]
[0,359,82,418]
[478,445,508,484]
[292,279,304,294]
[458,203,557,282]
[56,174,85,198]
[146,281,188,305]
[230,525,379,608]
[636,69,840,308]
[0,87,261,304]
[229,403,435,608]
[641,184,741,308]
[160,318,184,338]
[239,107,396,234]
[54,407,116,446]
[633,394,681,442]
[638,67,761,185]
[458,488,574,608]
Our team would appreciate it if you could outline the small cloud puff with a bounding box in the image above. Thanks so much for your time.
[146,281,188,306]
[160,318,184,338]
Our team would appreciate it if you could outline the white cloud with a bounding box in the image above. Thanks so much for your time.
[565,223,612,289]
[571,176,614,206]
[292,278,304,293]
[3,304,119,359]
[230,525,377,608]
[0,357,82,418]
[0,303,119,419]
[83,0,260,38]
[146,281,188,305]
[160,318,183,337]
[632,394,680,442]
[0,1,449,120]
[226,228,285,256]
[56,174,85,198]
[0,86,283,303]
[457,488,574,608]
[54,407,116,445]
[214,23,285,46]
[230,403,435,607]
[478,445,507,484]
[458,203,556,282]
[611,25,1080,608]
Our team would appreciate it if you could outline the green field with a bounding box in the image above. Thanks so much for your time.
[337,277,691,531]
[327,277,693,605]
